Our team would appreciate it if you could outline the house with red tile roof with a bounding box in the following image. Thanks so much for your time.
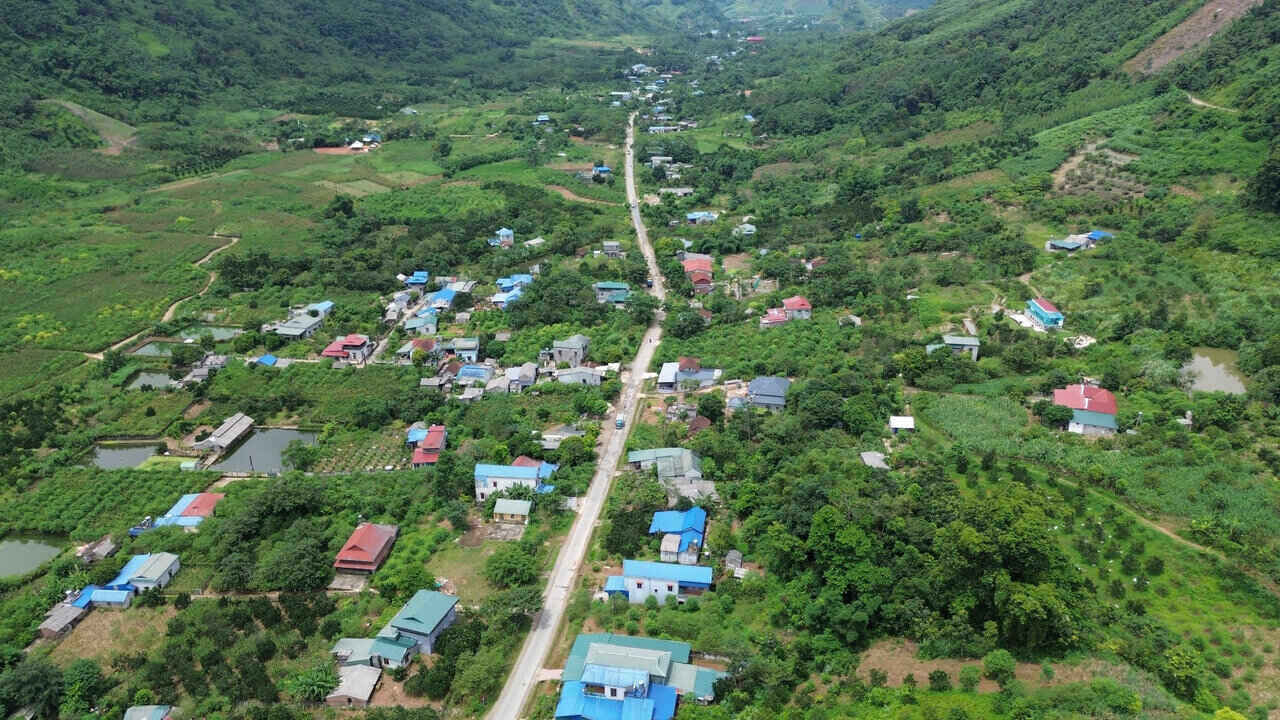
[681,257,713,274]
[322,334,373,362]
[1052,384,1118,416]
[182,493,224,518]
[688,270,713,294]
[781,296,812,319]
[759,308,789,328]
[411,424,447,468]
[334,523,399,574]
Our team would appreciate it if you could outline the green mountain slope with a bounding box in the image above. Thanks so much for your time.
[722,0,933,27]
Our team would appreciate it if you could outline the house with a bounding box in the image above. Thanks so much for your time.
[781,296,812,320]
[747,376,790,410]
[649,156,674,168]
[758,308,788,328]
[334,523,399,574]
[1048,236,1090,252]
[123,707,174,720]
[77,535,118,564]
[860,451,890,470]
[459,386,485,403]
[557,633,726,720]
[686,211,718,225]
[404,312,438,336]
[386,590,459,654]
[491,288,523,309]
[627,448,701,483]
[332,635,416,669]
[648,126,680,134]
[540,424,585,450]
[507,363,539,392]
[545,334,591,367]
[555,634,725,720]
[593,280,629,302]
[524,236,546,248]
[492,228,515,248]
[1053,382,1118,436]
[420,376,450,392]
[926,335,980,361]
[656,362,680,392]
[649,507,706,565]
[593,165,611,177]
[1026,298,1064,330]
[456,364,495,386]
[535,113,552,124]
[687,270,713,294]
[889,416,915,434]
[1069,409,1118,436]
[733,223,756,237]
[255,354,279,367]
[152,492,224,529]
[430,288,457,310]
[658,357,720,390]
[659,187,694,197]
[474,463,553,501]
[497,274,535,292]
[494,498,532,525]
[397,337,437,364]
[405,270,431,289]
[408,424,447,466]
[87,587,132,609]
[38,603,88,639]
[194,412,254,451]
[129,552,181,591]
[179,353,228,385]
[602,241,624,258]
[273,302,330,339]
[322,334,373,363]
[556,366,604,386]
[607,560,713,605]
[446,279,478,294]
[326,665,381,708]
[442,337,480,363]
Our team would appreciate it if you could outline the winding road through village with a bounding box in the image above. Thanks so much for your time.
[485,112,666,720]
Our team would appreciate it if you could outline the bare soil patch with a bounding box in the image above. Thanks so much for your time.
[1125,0,1263,75]
[722,252,753,273]
[184,400,211,420]
[920,121,997,148]
[49,606,175,669]
[546,185,620,205]
[1053,141,1146,199]
[41,100,137,155]
[313,146,371,156]
[369,677,438,709]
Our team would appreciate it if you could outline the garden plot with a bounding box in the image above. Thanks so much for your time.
[311,428,412,473]
[1054,142,1145,198]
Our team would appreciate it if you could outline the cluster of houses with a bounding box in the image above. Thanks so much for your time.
[329,588,459,706]
[759,295,811,328]
[408,332,613,403]
[1052,380,1119,436]
[40,552,184,638]
[554,633,725,720]
[1048,229,1113,252]
[627,447,715,502]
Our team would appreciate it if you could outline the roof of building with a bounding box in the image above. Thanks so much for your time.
[860,451,889,470]
[328,664,382,703]
[782,296,811,311]
[587,643,672,678]
[1087,230,1114,240]
[594,281,630,292]
[580,664,650,691]
[942,335,980,347]
[431,288,456,304]
[335,524,398,568]
[39,603,87,633]
[331,635,415,666]
[257,353,279,366]
[494,499,532,516]
[648,507,706,536]
[1053,384,1118,415]
[475,463,542,481]
[748,375,791,399]
[1029,297,1062,316]
[390,590,459,636]
[760,308,788,325]
[724,549,743,569]
[682,257,713,273]
[181,493,223,517]
[106,554,151,588]
[1050,238,1085,250]
[657,362,679,384]
[134,552,180,582]
[555,682,662,720]
[555,334,591,350]
[123,706,172,720]
[421,424,447,450]
[889,415,915,430]
[626,448,700,476]
[91,588,133,604]
[564,634,692,682]
[622,560,713,585]
[1072,409,1118,429]
[208,412,254,444]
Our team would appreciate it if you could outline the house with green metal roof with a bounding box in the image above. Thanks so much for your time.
[1068,409,1117,437]
[386,589,459,653]
[331,634,416,669]
[557,633,727,720]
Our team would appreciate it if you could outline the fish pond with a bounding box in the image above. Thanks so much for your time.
[90,444,163,469]
[1183,348,1247,394]
[0,538,62,577]
[209,429,316,474]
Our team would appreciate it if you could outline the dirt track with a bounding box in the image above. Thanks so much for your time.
[1124,0,1262,75]
[545,185,620,205]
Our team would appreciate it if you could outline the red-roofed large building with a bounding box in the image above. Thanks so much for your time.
[334,523,398,574]
[1052,384,1118,416]
[781,296,812,319]
[681,258,713,274]
[181,493,225,518]
[322,334,373,362]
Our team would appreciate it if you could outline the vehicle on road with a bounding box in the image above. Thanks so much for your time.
[615,417,625,429]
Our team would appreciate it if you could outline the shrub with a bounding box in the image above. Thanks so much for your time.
[983,649,1016,687]
[959,665,981,692]
[868,668,888,687]
[928,669,952,691]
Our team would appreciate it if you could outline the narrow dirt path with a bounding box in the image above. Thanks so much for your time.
[1017,271,1041,298]
[81,235,239,360]
[545,185,621,206]
[1187,92,1238,113]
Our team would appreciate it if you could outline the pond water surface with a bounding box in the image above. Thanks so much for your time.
[209,429,317,474]
[180,325,242,341]
[127,371,174,390]
[130,341,180,357]
[91,444,162,469]
[0,539,62,577]
[1183,347,1247,394]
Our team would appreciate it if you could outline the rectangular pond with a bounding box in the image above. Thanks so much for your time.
[0,538,62,577]
[130,341,181,357]
[127,371,175,390]
[209,429,317,474]
[179,325,243,341]
[90,444,163,469]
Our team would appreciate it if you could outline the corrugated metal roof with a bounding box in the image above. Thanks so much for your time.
[106,555,150,588]
[1072,409,1118,429]
[622,560,712,585]
[389,590,458,636]
[494,499,531,516]
[474,464,540,480]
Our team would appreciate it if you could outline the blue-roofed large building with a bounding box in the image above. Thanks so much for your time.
[474,463,556,501]
[1026,297,1064,330]
[606,560,712,605]
[405,270,431,288]
[555,633,725,720]
[431,287,457,310]
[649,508,706,565]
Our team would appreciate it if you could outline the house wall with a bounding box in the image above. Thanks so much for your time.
[326,693,371,709]
[475,476,537,501]
[948,344,979,361]
[678,548,701,565]
[495,512,528,524]
[626,575,681,604]
[133,558,181,591]
[1068,421,1115,437]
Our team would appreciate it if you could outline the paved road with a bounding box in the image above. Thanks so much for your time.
[485,112,664,720]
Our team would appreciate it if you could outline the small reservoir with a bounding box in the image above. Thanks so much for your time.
[91,444,162,469]
[0,539,62,577]
[1183,348,1247,394]
[127,371,174,390]
[209,429,317,474]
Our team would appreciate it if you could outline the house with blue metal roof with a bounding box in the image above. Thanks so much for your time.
[430,287,457,310]
[607,560,712,605]
[1026,297,1064,330]
[474,463,543,501]
[405,270,431,288]
[556,633,725,720]
[649,508,706,565]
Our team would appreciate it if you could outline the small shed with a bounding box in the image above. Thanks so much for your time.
[724,550,743,571]
[889,416,915,434]
[326,665,382,708]
[860,451,890,470]
[493,498,532,525]
[38,603,88,639]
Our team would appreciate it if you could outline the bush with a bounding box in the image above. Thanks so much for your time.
[983,649,1016,687]
[928,669,952,692]
[868,668,888,687]
[959,665,981,692]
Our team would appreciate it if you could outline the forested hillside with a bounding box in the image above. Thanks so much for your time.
[721,0,933,26]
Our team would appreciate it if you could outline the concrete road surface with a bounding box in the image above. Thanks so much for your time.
[484,112,664,720]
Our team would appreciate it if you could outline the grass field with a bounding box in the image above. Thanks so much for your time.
[48,605,175,669]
